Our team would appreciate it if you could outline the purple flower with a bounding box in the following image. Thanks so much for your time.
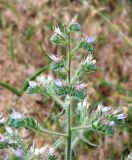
[15,148,23,157]
[87,36,95,43]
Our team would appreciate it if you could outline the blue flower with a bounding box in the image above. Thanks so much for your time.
[87,36,95,43]
[116,113,126,120]
[10,112,23,120]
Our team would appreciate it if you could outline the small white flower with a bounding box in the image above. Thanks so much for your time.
[116,113,126,120]
[76,83,87,90]
[102,107,111,113]
[29,81,37,88]
[0,117,6,124]
[9,140,17,144]
[49,53,63,63]
[109,121,115,126]
[83,99,87,107]
[49,147,55,155]
[97,104,103,110]
[39,145,49,154]
[10,112,23,120]
[47,75,53,81]
[69,14,78,25]
[54,27,62,35]
[36,76,46,84]
[34,148,40,155]
[55,79,63,87]
[5,126,13,134]
[85,54,96,65]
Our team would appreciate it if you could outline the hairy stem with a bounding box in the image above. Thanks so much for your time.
[66,32,72,160]
[66,100,72,160]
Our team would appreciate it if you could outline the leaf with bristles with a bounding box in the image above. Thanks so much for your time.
[8,112,42,132]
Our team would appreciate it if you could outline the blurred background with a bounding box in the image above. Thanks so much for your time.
[0,0,132,159]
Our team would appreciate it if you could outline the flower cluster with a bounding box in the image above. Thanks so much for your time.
[27,75,54,96]
[8,111,42,131]
[91,104,126,135]
[54,80,87,99]
[78,36,95,52]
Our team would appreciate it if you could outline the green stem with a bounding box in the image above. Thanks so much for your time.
[66,32,72,160]
[66,101,72,160]
[67,33,71,83]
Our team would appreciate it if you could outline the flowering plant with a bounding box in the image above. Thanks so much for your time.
[0,15,126,160]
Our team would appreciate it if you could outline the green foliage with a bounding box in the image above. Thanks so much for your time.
[92,121,114,135]
[50,33,66,45]
[78,41,94,52]
[68,23,81,32]
[8,113,42,131]
[27,86,42,94]
[50,60,65,71]
[82,62,96,72]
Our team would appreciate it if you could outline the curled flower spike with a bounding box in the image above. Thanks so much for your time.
[49,53,63,63]
[116,113,126,120]
[75,82,88,90]
[10,112,23,120]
